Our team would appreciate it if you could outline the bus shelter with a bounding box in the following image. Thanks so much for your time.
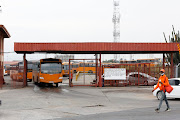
[14,42,179,87]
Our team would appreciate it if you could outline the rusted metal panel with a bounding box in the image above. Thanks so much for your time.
[23,54,27,87]
[14,42,179,54]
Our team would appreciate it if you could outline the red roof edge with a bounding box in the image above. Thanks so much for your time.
[0,25,11,38]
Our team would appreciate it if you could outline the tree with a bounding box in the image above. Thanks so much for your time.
[164,25,180,65]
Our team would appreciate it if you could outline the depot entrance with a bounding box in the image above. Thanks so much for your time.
[13,42,179,87]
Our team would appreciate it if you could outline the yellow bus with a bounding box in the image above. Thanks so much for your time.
[62,62,72,77]
[10,61,34,82]
[137,58,161,64]
[16,62,24,81]
[4,61,19,75]
[120,60,137,64]
[72,63,79,73]
[10,63,19,81]
[27,61,34,81]
[137,58,161,67]
[4,65,10,75]
[79,62,96,73]
[32,58,63,87]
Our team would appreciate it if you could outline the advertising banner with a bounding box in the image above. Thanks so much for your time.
[104,68,126,80]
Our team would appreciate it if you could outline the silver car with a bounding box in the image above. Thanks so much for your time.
[127,72,158,86]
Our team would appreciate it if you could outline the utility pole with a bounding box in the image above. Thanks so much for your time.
[113,0,120,61]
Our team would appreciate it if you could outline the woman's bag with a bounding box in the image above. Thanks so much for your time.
[165,85,173,93]
[164,77,173,93]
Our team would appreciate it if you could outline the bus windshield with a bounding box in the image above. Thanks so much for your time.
[63,65,72,70]
[28,64,33,70]
[41,63,62,74]
[63,65,69,70]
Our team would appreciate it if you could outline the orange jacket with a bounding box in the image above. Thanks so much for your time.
[154,75,169,92]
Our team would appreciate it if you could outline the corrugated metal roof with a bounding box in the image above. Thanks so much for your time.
[0,25,11,38]
[14,42,179,54]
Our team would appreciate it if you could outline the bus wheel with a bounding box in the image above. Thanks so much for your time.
[56,83,59,87]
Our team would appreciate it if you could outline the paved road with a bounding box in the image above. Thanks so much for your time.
[1,76,180,120]
[53,104,180,120]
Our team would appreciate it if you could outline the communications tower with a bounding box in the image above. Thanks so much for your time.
[113,0,120,61]
[0,6,2,13]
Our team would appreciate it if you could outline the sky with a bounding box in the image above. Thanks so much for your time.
[1,0,180,61]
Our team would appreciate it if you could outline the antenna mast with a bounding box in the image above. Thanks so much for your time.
[0,6,2,13]
[113,0,120,61]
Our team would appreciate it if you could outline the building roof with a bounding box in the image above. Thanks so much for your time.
[4,61,19,65]
[14,42,179,54]
[0,25,11,38]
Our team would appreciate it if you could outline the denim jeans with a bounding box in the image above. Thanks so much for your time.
[158,90,170,110]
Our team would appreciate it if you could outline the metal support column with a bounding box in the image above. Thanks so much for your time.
[23,53,27,87]
[95,54,98,83]
[138,66,140,85]
[171,52,174,78]
[69,59,71,87]
[99,53,102,87]
[0,37,3,87]
[2,38,4,85]
[149,63,151,76]
[83,60,85,85]
[163,53,165,69]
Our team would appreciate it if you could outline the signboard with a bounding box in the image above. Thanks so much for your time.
[104,68,126,80]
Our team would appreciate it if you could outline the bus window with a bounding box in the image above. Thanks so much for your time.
[41,62,62,74]
[28,64,33,72]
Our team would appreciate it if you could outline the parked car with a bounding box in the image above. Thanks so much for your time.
[153,78,180,100]
[127,72,158,86]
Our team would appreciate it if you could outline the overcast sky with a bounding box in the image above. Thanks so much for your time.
[1,0,180,61]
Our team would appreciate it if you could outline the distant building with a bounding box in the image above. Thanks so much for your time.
[0,25,11,85]
[55,54,74,62]
[120,58,161,64]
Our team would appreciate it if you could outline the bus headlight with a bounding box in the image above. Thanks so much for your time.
[40,77,44,79]
[59,77,63,79]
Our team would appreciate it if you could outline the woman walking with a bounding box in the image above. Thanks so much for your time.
[152,69,171,112]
